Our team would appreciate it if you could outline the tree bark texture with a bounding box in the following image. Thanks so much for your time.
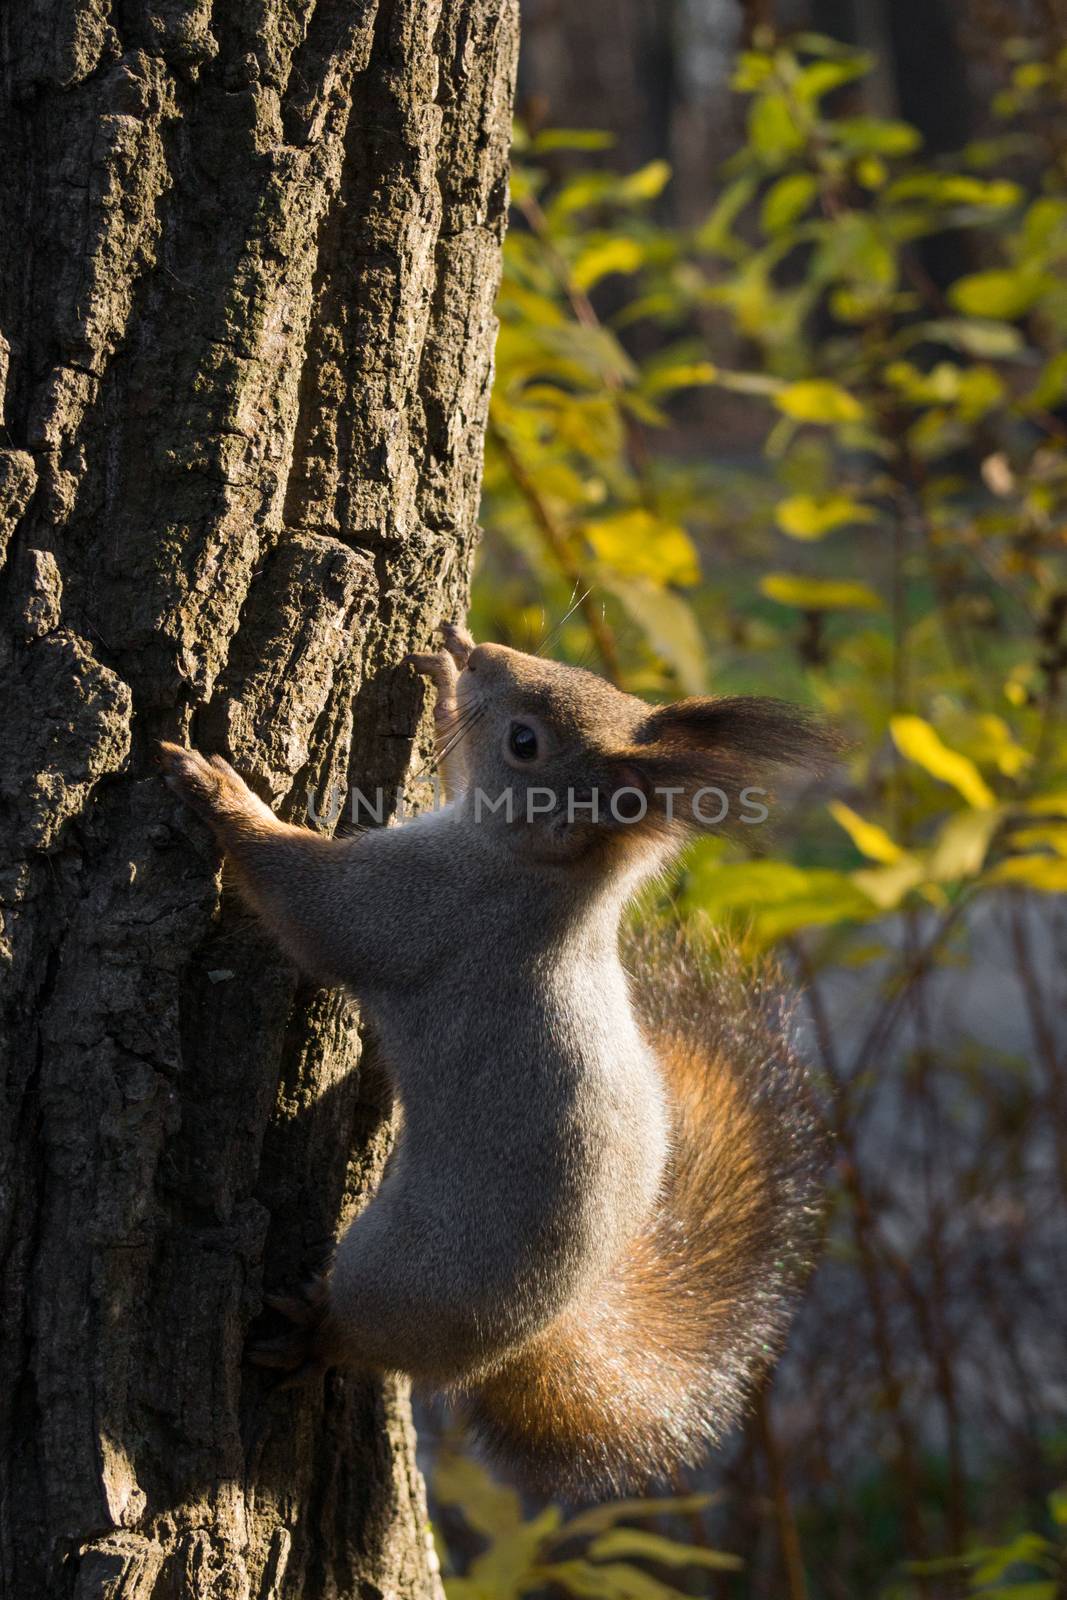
[0,2,517,1595]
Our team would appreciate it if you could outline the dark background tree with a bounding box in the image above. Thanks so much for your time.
[0,1,516,1594]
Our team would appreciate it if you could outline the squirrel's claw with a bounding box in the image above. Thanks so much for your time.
[250,1273,332,1384]
[158,742,255,825]
[440,621,475,669]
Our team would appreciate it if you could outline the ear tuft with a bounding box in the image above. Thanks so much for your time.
[638,696,841,776]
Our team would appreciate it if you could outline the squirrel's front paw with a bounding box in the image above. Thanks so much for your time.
[159,743,257,826]
[250,1274,337,1388]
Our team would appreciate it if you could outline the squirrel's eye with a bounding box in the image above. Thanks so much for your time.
[508,723,539,761]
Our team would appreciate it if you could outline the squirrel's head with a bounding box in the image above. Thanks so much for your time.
[441,637,837,868]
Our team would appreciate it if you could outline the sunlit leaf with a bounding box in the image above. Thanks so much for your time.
[774,380,864,423]
[835,115,921,155]
[926,808,1002,881]
[572,236,647,291]
[889,715,996,808]
[684,857,876,941]
[584,510,700,585]
[795,55,872,100]
[532,129,616,152]
[642,360,719,397]
[761,172,818,234]
[984,856,1067,892]
[748,94,806,163]
[775,493,875,539]
[829,801,904,863]
[852,856,927,909]
[948,268,1048,320]
[761,574,883,610]
[617,159,672,203]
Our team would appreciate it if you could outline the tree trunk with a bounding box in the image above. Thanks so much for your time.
[0,2,517,1595]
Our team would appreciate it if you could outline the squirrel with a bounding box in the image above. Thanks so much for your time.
[159,623,832,1497]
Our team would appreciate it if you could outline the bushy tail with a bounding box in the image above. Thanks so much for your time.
[467,925,824,1498]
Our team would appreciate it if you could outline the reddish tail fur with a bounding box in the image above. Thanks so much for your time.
[467,927,823,1497]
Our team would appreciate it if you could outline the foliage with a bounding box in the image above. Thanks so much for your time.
[435,1448,740,1599]
[457,22,1067,1600]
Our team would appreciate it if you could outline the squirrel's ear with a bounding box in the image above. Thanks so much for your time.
[600,697,839,837]
[639,695,840,775]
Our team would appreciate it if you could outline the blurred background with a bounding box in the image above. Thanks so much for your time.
[431,3,1067,1597]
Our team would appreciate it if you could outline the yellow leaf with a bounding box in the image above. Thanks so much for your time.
[852,857,926,909]
[1021,791,1067,816]
[618,159,672,202]
[571,236,646,292]
[984,855,1067,892]
[643,361,719,397]
[776,493,875,540]
[829,800,904,863]
[774,380,864,424]
[1011,823,1067,855]
[927,808,1002,881]
[584,510,700,586]
[889,715,996,808]
[760,574,883,611]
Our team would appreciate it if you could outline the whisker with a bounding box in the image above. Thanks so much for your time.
[431,706,485,776]
[536,584,592,659]
[408,702,484,785]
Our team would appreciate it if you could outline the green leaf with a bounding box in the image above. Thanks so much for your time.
[835,116,921,155]
[435,1452,524,1538]
[587,1529,743,1573]
[774,379,864,423]
[684,856,876,941]
[948,268,1047,320]
[1049,1485,1067,1527]
[829,801,904,863]
[748,94,806,163]
[467,1503,562,1596]
[889,715,996,808]
[907,318,1027,358]
[534,1560,692,1599]
[888,174,1023,208]
[775,493,875,540]
[795,55,872,101]
[761,574,883,610]
[761,172,818,234]
[557,1495,714,1542]
[606,576,709,694]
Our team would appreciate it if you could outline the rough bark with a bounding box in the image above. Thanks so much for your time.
[0,1,517,1595]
